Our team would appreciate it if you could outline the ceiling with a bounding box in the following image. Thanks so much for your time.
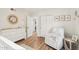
[15,8,77,15]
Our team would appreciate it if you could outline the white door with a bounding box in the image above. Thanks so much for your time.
[27,16,35,37]
[40,16,54,37]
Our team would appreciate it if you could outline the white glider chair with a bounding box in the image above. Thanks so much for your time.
[45,27,64,50]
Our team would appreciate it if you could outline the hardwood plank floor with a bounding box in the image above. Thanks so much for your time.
[15,32,55,50]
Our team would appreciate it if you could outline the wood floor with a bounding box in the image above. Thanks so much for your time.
[15,32,55,50]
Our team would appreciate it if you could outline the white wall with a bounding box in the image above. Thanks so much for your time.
[27,8,79,38]
[0,8,29,42]
[0,8,29,29]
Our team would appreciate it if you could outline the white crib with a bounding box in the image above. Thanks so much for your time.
[0,36,26,50]
[0,27,26,42]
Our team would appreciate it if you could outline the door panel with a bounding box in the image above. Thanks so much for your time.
[27,16,35,37]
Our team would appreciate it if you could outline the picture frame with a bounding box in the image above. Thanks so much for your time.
[60,15,65,21]
[65,15,71,21]
[72,35,78,42]
[54,16,60,21]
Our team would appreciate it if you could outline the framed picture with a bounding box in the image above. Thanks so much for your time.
[54,16,60,21]
[72,35,78,42]
[8,14,18,24]
[65,15,71,21]
[60,15,65,21]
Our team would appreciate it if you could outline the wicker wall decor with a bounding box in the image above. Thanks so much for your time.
[8,14,18,24]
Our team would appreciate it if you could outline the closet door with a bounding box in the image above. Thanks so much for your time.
[27,16,35,37]
[40,16,54,37]
[40,16,47,37]
[27,16,54,37]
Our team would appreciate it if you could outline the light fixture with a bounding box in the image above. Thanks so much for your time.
[75,10,79,17]
[10,8,16,11]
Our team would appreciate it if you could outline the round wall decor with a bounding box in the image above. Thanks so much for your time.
[8,14,18,24]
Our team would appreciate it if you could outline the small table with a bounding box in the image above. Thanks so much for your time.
[64,38,78,50]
